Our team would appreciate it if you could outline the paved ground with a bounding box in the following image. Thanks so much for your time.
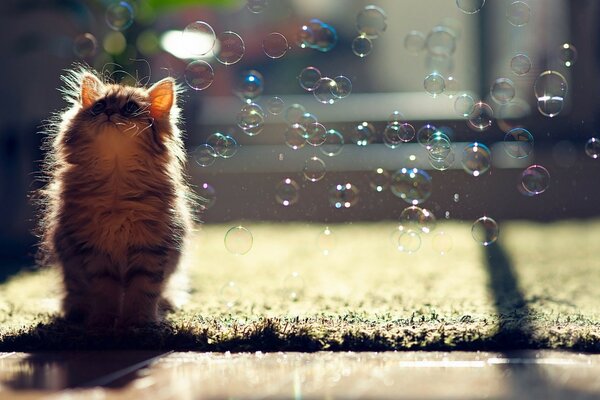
[1,351,599,399]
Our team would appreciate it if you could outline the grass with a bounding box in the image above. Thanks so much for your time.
[1,220,600,352]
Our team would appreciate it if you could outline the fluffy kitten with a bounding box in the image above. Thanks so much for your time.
[39,67,193,329]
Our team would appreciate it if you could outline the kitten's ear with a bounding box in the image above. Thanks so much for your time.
[80,73,103,108]
[148,78,175,119]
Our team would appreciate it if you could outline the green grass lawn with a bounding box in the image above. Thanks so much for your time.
[1,220,600,351]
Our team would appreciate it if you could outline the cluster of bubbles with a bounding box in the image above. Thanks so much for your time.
[352,5,387,57]
[298,67,352,105]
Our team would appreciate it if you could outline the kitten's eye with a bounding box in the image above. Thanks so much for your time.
[122,101,140,116]
[90,100,106,116]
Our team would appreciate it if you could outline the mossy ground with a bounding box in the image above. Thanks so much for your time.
[1,221,600,352]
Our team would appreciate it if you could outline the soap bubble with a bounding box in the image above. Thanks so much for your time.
[182,21,216,56]
[73,33,98,58]
[389,110,405,123]
[427,135,452,161]
[263,32,289,59]
[391,168,432,205]
[207,132,239,158]
[352,34,373,57]
[461,142,491,177]
[426,26,456,57]
[242,125,263,137]
[220,281,240,308]
[307,19,338,52]
[333,76,352,98]
[456,0,486,14]
[369,168,390,192]
[397,231,421,254]
[294,23,315,49]
[224,226,253,255]
[417,124,438,147]
[317,226,335,255]
[404,30,426,54]
[236,102,265,130]
[298,112,318,131]
[193,144,216,167]
[305,123,327,146]
[534,70,567,118]
[383,122,404,148]
[503,128,534,159]
[585,138,600,159]
[429,149,456,171]
[455,93,476,117]
[247,0,267,13]
[320,129,344,157]
[303,156,326,182]
[510,53,532,75]
[398,206,435,234]
[266,97,284,115]
[215,31,245,65]
[284,124,307,150]
[298,66,322,91]
[275,178,300,206]
[471,216,498,246]
[490,78,516,104]
[313,77,338,105]
[106,1,134,31]
[284,104,306,124]
[559,43,577,67]
[424,73,445,96]
[283,272,305,301]
[184,60,214,91]
[467,102,493,131]
[432,231,453,255]
[356,5,387,38]
[351,122,376,146]
[445,76,459,99]
[198,182,216,211]
[521,165,550,195]
[236,70,264,101]
[329,183,359,208]
[507,1,531,27]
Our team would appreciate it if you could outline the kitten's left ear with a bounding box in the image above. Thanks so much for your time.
[148,78,175,119]
[81,73,103,108]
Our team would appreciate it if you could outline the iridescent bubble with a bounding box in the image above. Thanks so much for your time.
[317,226,335,256]
[184,60,214,91]
[236,102,265,130]
[216,135,238,158]
[236,70,264,101]
[266,96,284,115]
[404,30,426,54]
[429,149,456,171]
[397,231,421,254]
[298,112,318,131]
[193,144,216,167]
[284,124,307,150]
[215,31,245,65]
[182,21,216,56]
[461,142,491,177]
[432,231,453,255]
[106,1,134,31]
[73,33,98,58]
[369,168,390,192]
[313,77,338,105]
[329,183,359,208]
[398,123,416,142]
[294,23,315,49]
[417,124,437,147]
[471,216,499,246]
[275,178,300,206]
[284,104,306,124]
[307,19,338,52]
[507,1,531,27]
[247,0,267,13]
[426,26,456,57]
[456,0,486,14]
[467,102,493,131]
[224,226,253,255]
[510,53,532,75]
[305,123,327,146]
[490,78,516,104]
[356,5,387,38]
[427,135,452,161]
[503,128,534,159]
[383,122,404,148]
[391,168,432,205]
[351,122,376,146]
[263,32,289,59]
[333,76,352,98]
[198,182,216,211]
[320,129,344,157]
[559,43,577,67]
[534,70,567,118]
[298,67,322,91]
[521,165,550,195]
[398,206,435,234]
[424,73,445,96]
[303,156,326,182]
[389,110,405,123]
[220,281,240,308]
[455,93,476,117]
[585,138,600,159]
[283,272,304,301]
[207,132,226,157]
[352,34,373,57]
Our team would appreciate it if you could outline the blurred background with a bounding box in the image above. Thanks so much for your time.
[1,0,599,266]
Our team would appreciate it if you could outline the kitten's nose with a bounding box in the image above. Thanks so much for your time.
[105,108,115,116]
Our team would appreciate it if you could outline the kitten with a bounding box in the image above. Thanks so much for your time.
[39,67,193,329]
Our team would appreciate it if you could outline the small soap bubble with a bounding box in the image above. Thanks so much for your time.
[351,122,376,146]
[445,76,459,99]
[215,31,245,65]
[182,21,216,56]
[427,135,452,161]
[263,32,289,59]
[283,272,305,301]
[184,60,214,91]
[216,135,239,158]
[455,94,476,117]
[275,178,300,206]
[507,1,531,27]
[398,123,416,142]
[266,96,284,115]
[503,128,534,159]
[298,67,322,91]
[389,110,405,123]
[383,122,403,148]
[224,226,253,255]
[333,76,352,98]
[510,53,532,75]
[534,70,567,118]
[472,216,499,246]
[585,138,600,159]
[417,124,438,147]
[284,124,307,150]
[424,73,446,97]
[456,0,486,14]
[420,208,437,234]
[236,102,265,130]
[320,129,344,157]
[198,182,216,211]
[219,281,240,308]
[236,70,264,101]
[521,165,550,195]
[429,150,456,171]
[426,26,456,57]
[356,5,387,38]
[461,142,491,177]
[369,168,391,192]
[404,30,426,54]
[294,23,315,49]
[207,132,226,157]
[397,231,421,254]
[313,77,338,105]
[432,231,453,255]
[559,43,577,67]
[391,168,432,205]
[305,123,327,146]
[106,1,134,31]
[193,144,216,167]
[329,183,359,209]
[490,78,516,104]
[467,102,494,131]
[397,206,429,233]
[307,19,338,52]
[73,33,98,58]
[247,0,267,13]
[352,35,373,57]
[317,226,336,255]
[303,156,326,182]
[284,104,306,124]
[298,112,318,131]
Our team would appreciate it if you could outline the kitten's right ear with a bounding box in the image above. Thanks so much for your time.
[80,73,103,108]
